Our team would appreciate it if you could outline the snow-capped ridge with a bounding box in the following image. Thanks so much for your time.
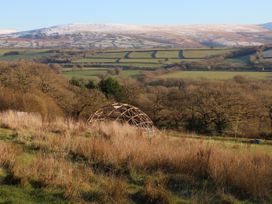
[0,29,17,35]
[0,23,271,49]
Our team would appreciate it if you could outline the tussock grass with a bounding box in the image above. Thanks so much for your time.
[0,110,271,203]
[0,142,17,169]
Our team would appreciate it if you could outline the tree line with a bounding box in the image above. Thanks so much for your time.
[0,62,272,139]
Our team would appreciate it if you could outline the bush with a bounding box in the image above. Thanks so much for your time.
[99,77,126,101]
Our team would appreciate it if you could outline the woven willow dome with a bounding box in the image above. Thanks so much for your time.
[88,103,154,130]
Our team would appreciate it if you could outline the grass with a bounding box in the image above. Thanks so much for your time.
[183,49,233,59]
[87,52,128,59]
[120,70,141,77]
[102,63,163,68]
[119,58,161,63]
[68,48,243,71]
[63,68,141,79]
[0,185,67,204]
[73,58,118,63]
[0,49,54,61]
[168,131,272,153]
[63,68,108,79]
[156,51,180,58]
[157,71,272,80]
[128,51,153,59]
[0,111,271,203]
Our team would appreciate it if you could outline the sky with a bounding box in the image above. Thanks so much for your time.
[1,0,272,31]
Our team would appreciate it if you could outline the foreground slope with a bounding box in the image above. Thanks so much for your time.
[0,111,271,203]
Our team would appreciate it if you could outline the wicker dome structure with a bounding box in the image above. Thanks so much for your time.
[87,103,154,130]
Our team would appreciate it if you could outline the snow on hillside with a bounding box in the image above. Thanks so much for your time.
[0,29,17,35]
[2,23,267,38]
[0,23,271,48]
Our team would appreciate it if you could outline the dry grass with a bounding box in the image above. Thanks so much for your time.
[0,142,17,169]
[11,154,93,198]
[0,110,88,133]
[0,110,271,202]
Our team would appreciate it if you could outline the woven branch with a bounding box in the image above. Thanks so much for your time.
[87,103,154,130]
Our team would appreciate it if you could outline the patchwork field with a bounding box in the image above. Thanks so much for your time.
[1,47,272,81]
[70,48,238,69]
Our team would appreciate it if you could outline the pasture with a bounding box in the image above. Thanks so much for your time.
[157,71,272,80]
[71,48,238,69]
[63,68,141,79]
[1,47,272,80]
[183,48,235,58]
[0,48,54,61]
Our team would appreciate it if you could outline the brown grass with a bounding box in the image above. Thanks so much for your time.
[0,142,17,169]
[11,154,93,198]
[0,110,271,202]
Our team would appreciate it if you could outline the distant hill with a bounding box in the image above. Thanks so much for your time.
[262,22,272,30]
[0,29,17,35]
[0,23,272,48]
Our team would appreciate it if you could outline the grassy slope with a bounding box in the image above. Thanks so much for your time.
[0,111,271,203]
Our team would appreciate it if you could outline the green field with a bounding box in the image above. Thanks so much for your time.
[101,63,162,68]
[1,47,271,77]
[119,58,161,63]
[73,58,118,63]
[183,48,235,58]
[63,68,141,79]
[128,51,153,58]
[156,50,180,58]
[0,49,54,61]
[63,68,272,81]
[70,48,239,69]
[157,71,272,80]
[86,52,128,58]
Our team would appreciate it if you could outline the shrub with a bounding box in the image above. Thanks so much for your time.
[99,77,126,101]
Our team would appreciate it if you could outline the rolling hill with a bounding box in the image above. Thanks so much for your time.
[0,23,272,48]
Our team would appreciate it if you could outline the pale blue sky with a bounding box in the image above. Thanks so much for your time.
[1,0,271,30]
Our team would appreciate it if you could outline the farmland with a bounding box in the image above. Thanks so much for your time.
[72,50,183,68]
[1,47,272,81]
[0,48,54,61]
[157,71,272,80]
[63,68,141,79]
